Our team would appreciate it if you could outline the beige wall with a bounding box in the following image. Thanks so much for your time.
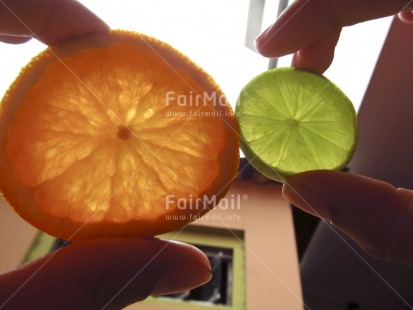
[130,179,303,310]
[0,196,37,272]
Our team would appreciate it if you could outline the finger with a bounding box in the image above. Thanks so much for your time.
[291,28,341,74]
[0,238,211,310]
[255,0,409,58]
[282,170,413,264]
[0,0,109,45]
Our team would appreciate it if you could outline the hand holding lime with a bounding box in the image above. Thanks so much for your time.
[236,67,357,183]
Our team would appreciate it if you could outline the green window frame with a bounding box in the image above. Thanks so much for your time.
[21,231,56,264]
[144,225,246,310]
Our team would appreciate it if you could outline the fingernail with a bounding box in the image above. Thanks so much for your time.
[255,30,267,47]
[398,11,413,23]
[282,182,329,219]
[151,264,212,296]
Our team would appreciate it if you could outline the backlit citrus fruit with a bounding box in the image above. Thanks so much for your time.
[0,30,239,241]
[236,67,357,183]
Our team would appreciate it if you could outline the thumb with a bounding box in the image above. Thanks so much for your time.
[0,238,211,309]
[282,170,413,264]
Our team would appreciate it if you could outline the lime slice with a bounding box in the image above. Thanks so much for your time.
[236,67,357,183]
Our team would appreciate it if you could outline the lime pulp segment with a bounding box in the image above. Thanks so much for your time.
[236,67,357,183]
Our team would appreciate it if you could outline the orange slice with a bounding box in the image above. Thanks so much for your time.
[0,30,239,241]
